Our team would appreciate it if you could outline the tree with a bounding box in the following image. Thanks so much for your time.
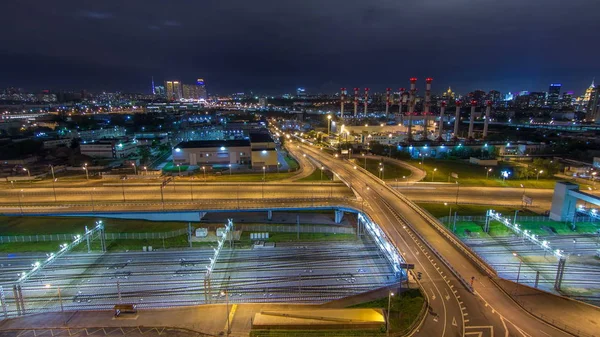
[139,146,151,165]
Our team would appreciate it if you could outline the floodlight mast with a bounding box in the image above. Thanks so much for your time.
[17,222,105,285]
[204,219,234,303]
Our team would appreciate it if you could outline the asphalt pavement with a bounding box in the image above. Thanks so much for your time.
[290,142,578,337]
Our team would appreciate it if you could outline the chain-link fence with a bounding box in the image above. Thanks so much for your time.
[239,224,354,234]
[0,225,354,244]
[438,215,593,224]
[0,228,191,244]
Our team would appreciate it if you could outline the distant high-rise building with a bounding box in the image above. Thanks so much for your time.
[297,87,307,98]
[548,83,561,107]
[182,79,207,99]
[586,86,600,121]
[258,97,268,107]
[442,87,455,100]
[468,90,486,105]
[488,90,501,104]
[529,92,546,107]
[504,92,514,101]
[165,81,182,101]
[561,91,573,106]
[196,79,207,99]
[154,86,165,96]
[576,79,596,111]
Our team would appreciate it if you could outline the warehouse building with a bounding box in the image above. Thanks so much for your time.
[172,133,279,169]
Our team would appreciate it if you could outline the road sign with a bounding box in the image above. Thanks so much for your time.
[400,263,415,269]
[451,172,458,179]
[522,195,533,206]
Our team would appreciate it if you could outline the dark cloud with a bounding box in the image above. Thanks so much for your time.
[77,10,114,20]
[0,0,598,95]
[163,20,182,27]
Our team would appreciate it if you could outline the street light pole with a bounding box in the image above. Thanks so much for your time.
[90,188,95,212]
[121,178,126,202]
[229,164,232,175]
[132,163,137,175]
[49,165,55,180]
[202,166,206,182]
[513,252,523,289]
[83,165,89,180]
[455,181,459,204]
[52,178,57,202]
[263,166,266,181]
[18,189,23,215]
[221,290,231,335]
[386,291,394,336]
[432,168,437,182]
[537,170,543,180]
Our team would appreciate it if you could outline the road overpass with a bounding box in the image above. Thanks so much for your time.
[288,142,580,337]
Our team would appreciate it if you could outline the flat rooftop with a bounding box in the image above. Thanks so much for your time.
[175,139,250,148]
[249,132,274,143]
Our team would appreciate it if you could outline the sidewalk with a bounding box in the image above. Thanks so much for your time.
[0,303,353,337]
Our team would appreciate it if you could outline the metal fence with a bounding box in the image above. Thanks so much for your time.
[438,215,592,224]
[239,224,354,234]
[0,225,354,244]
[0,228,191,244]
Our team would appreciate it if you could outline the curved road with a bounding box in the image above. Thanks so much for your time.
[290,142,573,337]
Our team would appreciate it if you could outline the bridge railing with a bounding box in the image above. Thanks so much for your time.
[350,160,497,279]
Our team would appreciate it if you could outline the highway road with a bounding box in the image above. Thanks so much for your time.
[0,179,561,212]
[0,183,352,206]
[288,142,574,337]
[397,185,555,210]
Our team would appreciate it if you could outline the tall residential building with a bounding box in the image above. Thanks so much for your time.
[196,79,207,99]
[586,86,600,122]
[548,83,561,107]
[182,79,207,99]
[576,79,596,110]
[488,90,501,104]
[529,92,546,107]
[165,81,182,101]
[296,87,307,98]
[154,86,165,96]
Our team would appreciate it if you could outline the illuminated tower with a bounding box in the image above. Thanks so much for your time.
[438,101,446,140]
[363,88,369,115]
[453,100,461,139]
[468,100,477,139]
[340,88,346,116]
[385,88,391,115]
[407,78,417,141]
[483,100,492,138]
[424,78,432,139]
[353,88,359,117]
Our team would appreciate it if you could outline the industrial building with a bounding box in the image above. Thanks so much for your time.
[80,139,137,158]
[172,133,279,169]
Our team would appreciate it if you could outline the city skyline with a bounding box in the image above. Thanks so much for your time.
[0,1,599,95]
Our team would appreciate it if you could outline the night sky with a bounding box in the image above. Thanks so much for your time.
[1,0,598,95]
